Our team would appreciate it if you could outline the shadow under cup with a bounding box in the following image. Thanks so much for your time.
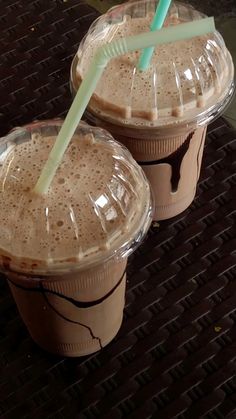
[7,257,127,357]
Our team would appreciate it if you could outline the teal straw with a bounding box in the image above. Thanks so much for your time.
[138,0,172,71]
[34,17,215,195]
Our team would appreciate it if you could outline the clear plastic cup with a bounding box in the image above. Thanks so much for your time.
[70,0,235,220]
[0,120,152,356]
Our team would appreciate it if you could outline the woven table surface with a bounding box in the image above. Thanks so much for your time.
[0,1,236,418]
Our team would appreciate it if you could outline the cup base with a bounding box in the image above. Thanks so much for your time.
[29,314,123,357]
[153,188,196,220]
[7,258,127,358]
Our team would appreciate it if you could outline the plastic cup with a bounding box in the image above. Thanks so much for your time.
[0,120,152,357]
[70,0,235,220]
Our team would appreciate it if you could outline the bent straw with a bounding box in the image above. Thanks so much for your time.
[138,0,172,71]
[34,17,215,195]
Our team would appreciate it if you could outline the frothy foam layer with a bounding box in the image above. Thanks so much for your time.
[75,9,234,127]
[0,129,150,273]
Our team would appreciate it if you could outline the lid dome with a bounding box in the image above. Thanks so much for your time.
[74,0,234,128]
[0,121,152,274]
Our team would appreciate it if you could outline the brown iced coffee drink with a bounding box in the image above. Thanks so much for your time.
[0,120,152,356]
[71,0,234,220]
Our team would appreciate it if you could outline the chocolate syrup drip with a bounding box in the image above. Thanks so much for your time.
[138,132,194,192]
[7,270,126,350]
[39,283,102,350]
[7,270,126,308]
[197,129,205,180]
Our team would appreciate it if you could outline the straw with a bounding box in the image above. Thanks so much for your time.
[138,0,172,71]
[34,17,215,195]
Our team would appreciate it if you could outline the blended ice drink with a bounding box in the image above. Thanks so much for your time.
[0,120,152,357]
[71,0,235,220]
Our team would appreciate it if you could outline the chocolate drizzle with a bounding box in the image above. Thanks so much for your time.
[197,129,206,180]
[138,132,194,192]
[39,283,103,350]
[8,270,126,350]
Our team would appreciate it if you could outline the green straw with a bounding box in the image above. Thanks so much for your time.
[34,17,215,195]
[138,0,172,71]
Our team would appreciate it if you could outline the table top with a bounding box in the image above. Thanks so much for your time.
[0,1,236,418]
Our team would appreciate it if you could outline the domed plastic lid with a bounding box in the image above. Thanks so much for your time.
[74,0,235,128]
[0,120,152,275]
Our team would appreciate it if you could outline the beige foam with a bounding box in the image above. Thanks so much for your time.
[76,13,233,127]
[0,131,150,273]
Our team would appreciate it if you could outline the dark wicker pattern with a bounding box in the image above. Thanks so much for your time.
[0,1,236,418]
